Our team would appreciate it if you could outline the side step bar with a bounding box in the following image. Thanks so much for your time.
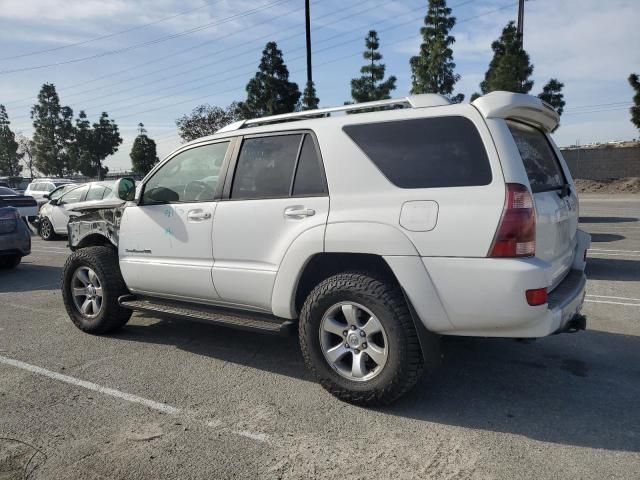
[118,296,296,336]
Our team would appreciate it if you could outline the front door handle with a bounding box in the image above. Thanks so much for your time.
[187,210,212,221]
[284,206,316,218]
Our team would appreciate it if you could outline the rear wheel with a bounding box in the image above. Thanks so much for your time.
[299,272,425,406]
[39,217,56,241]
[61,246,132,334]
[0,255,21,269]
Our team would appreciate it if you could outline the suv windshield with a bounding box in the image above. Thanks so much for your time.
[507,121,566,193]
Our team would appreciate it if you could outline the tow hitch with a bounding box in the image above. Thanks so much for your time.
[563,313,587,333]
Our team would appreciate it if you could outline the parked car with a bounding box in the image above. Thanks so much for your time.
[25,179,77,206]
[38,181,113,240]
[60,92,590,405]
[0,186,38,219]
[0,202,31,269]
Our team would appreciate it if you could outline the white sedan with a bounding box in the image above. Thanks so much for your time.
[38,181,114,240]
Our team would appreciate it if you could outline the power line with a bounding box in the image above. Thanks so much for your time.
[106,2,516,122]
[0,0,291,75]
[0,0,225,61]
[6,0,417,120]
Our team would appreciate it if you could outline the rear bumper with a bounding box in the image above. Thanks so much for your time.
[0,221,31,257]
[384,231,590,338]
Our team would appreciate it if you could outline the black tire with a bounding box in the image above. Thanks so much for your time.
[299,272,425,406]
[0,255,21,269]
[39,217,56,241]
[61,246,132,334]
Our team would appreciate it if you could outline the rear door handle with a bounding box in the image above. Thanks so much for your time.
[187,209,212,221]
[284,206,316,218]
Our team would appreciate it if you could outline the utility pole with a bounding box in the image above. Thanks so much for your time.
[305,0,312,85]
[517,0,525,47]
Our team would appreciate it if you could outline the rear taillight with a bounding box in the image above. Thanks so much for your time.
[489,183,535,257]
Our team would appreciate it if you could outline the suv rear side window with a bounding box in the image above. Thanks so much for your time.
[232,134,302,199]
[507,120,566,193]
[343,116,492,189]
[293,135,326,196]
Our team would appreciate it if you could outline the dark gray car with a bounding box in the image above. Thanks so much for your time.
[0,203,31,269]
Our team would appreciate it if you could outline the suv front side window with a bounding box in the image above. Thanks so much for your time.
[142,141,230,204]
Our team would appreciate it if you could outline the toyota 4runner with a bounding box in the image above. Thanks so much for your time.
[61,91,590,405]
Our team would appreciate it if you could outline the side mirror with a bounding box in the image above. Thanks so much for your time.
[115,177,136,201]
[43,193,50,199]
[49,198,59,206]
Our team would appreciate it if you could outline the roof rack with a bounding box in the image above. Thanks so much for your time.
[216,94,451,133]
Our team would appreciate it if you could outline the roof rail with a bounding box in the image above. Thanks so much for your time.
[215,94,451,133]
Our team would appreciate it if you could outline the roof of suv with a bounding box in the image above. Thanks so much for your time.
[176,91,560,155]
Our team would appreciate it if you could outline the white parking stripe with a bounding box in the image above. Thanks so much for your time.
[587,294,640,302]
[590,249,640,253]
[585,299,640,307]
[0,354,271,443]
[0,355,180,415]
[588,252,640,257]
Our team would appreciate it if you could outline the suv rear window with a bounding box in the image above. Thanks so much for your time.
[343,116,492,189]
[507,121,566,193]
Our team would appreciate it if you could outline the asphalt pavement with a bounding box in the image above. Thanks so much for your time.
[1,195,639,479]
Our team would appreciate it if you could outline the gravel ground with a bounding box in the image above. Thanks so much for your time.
[1,197,639,479]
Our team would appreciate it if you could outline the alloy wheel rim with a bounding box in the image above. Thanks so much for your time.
[41,220,51,238]
[319,302,388,382]
[71,266,103,318]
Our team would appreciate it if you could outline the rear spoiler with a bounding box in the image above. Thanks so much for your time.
[471,91,560,133]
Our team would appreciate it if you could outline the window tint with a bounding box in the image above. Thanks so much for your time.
[85,185,108,201]
[293,135,326,196]
[231,134,302,199]
[60,185,89,204]
[343,117,492,189]
[507,121,565,193]
[143,142,229,204]
[0,187,16,195]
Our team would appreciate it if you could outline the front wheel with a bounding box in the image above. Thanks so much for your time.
[61,246,132,334]
[39,217,56,241]
[299,272,426,406]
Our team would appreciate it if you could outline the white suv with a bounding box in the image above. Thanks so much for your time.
[60,92,590,405]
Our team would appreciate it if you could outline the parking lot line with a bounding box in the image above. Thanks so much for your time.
[585,299,640,307]
[0,354,181,415]
[586,294,640,302]
[589,249,640,253]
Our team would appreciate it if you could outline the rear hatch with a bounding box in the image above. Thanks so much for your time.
[507,120,578,288]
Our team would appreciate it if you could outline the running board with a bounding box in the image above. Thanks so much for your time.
[118,296,295,335]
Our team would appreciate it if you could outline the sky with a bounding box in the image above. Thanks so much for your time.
[0,0,638,172]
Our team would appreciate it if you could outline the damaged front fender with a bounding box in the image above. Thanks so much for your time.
[67,199,127,250]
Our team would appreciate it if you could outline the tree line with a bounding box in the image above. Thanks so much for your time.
[2,0,640,179]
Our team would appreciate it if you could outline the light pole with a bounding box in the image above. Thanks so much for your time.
[305,0,312,85]
[517,0,525,47]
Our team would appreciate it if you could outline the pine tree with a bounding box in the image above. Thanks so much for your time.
[176,103,239,142]
[410,0,463,102]
[350,30,396,103]
[473,21,533,99]
[30,83,76,177]
[0,105,23,177]
[72,111,121,179]
[237,42,301,119]
[130,123,159,176]
[629,73,640,132]
[301,81,320,110]
[537,79,565,132]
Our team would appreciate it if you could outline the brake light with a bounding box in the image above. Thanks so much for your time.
[526,288,548,306]
[488,183,535,257]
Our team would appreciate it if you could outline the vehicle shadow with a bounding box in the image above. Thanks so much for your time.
[586,257,640,281]
[0,262,62,293]
[114,317,640,452]
[589,233,625,242]
[579,216,638,223]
